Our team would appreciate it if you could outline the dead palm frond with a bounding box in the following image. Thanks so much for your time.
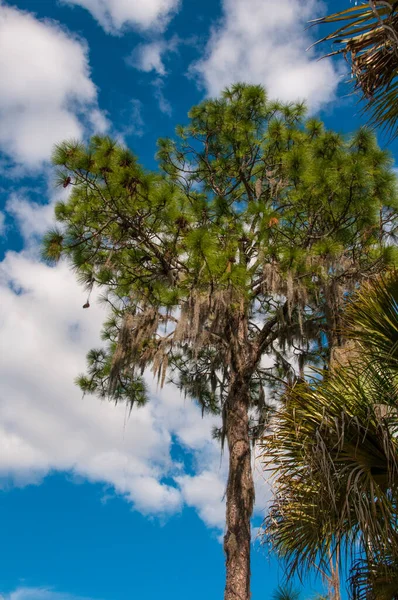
[314,1,398,137]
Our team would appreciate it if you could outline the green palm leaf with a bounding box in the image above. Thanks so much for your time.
[261,274,398,596]
[345,275,398,367]
[271,585,301,600]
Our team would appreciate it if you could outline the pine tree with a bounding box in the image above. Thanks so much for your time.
[42,84,398,600]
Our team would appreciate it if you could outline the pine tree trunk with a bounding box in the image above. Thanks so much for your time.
[223,378,254,600]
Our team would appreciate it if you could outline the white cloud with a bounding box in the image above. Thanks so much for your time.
[0,250,185,514]
[0,4,107,167]
[125,38,176,116]
[192,0,342,111]
[152,79,172,116]
[61,0,181,33]
[5,194,54,246]
[178,470,227,530]
[88,109,111,134]
[0,189,230,520]
[126,37,179,75]
[176,448,272,532]
[2,587,97,600]
[0,212,5,236]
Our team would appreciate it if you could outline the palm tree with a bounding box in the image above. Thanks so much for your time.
[314,1,398,137]
[261,275,398,599]
[271,584,328,600]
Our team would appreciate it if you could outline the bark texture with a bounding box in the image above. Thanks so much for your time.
[223,378,254,600]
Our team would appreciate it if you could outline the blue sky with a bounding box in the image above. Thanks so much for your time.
[0,0,394,598]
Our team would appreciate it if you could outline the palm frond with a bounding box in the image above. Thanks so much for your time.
[261,275,398,587]
[271,585,301,600]
[263,362,398,576]
[314,1,398,137]
[344,274,398,369]
[350,550,398,600]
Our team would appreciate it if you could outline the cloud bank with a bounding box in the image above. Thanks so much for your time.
[0,246,222,518]
[0,193,230,526]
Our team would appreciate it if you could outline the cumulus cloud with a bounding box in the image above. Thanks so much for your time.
[0,185,225,520]
[5,194,55,246]
[176,448,272,532]
[178,470,227,530]
[61,0,181,33]
[126,37,179,75]
[0,250,181,513]
[0,4,107,167]
[192,0,342,111]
